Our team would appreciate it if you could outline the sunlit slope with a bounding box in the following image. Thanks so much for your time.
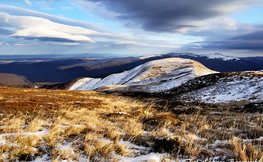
[69,58,217,92]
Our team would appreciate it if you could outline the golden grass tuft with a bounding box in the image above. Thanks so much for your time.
[144,112,180,126]
[230,137,263,161]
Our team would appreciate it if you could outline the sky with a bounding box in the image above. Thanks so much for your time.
[0,0,263,57]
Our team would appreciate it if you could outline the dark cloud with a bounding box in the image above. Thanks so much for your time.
[201,30,263,50]
[83,0,257,33]
[231,30,263,41]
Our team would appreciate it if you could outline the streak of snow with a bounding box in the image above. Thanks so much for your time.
[139,54,161,59]
[118,140,148,150]
[0,128,48,140]
[118,153,172,162]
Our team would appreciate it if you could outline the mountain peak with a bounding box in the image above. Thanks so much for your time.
[200,53,240,61]
[69,58,217,92]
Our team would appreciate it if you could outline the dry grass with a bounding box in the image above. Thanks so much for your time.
[0,86,262,161]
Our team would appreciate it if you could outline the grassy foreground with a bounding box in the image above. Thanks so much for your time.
[0,87,262,161]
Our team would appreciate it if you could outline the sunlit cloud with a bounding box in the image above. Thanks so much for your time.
[24,0,32,7]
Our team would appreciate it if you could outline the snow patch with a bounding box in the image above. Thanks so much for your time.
[139,54,161,59]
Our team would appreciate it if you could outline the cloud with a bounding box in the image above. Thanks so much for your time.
[74,0,259,33]
[0,4,109,33]
[24,0,32,7]
[0,28,15,35]
[0,12,96,43]
[115,42,180,48]
[185,17,258,39]
[45,42,80,46]
[197,30,263,50]
[14,43,37,46]
[0,11,140,43]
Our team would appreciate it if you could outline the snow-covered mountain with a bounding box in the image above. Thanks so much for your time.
[138,52,262,72]
[139,52,240,61]
[69,58,217,92]
[67,57,263,104]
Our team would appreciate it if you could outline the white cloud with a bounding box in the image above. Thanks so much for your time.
[115,42,180,48]
[192,44,202,49]
[14,43,34,46]
[0,4,109,32]
[46,42,81,46]
[24,0,32,7]
[0,12,96,43]
[0,43,3,45]
[0,10,141,44]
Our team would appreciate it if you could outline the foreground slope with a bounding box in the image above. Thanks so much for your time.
[69,58,217,92]
[0,87,262,161]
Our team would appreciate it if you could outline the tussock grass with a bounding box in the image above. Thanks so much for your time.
[0,87,262,161]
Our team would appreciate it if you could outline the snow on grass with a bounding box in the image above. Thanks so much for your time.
[0,128,48,139]
[184,75,263,103]
[118,153,172,162]
[72,78,101,90]
[69,78,94,90]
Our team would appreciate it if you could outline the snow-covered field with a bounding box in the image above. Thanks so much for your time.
[180,71,263,103]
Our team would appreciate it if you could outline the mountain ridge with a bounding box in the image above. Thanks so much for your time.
[0,52,262,83]
[69,58,217,92]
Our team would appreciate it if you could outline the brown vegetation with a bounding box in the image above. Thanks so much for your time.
[0,87,262,161]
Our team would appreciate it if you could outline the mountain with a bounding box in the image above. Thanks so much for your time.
[68,57,263,104]
[0,52,262,83]
[0,73,29,84]
[138,52,263,72]
[69,58,217,92]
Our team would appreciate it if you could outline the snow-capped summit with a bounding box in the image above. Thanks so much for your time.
[69,58,217,92]
[201,53,240,61]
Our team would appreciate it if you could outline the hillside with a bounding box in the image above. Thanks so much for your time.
[0,73,29,84]
[0,87,262,161]
[69,58,217,92]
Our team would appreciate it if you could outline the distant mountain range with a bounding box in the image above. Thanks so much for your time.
[0,52,262,83]
[138,52,263,72]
